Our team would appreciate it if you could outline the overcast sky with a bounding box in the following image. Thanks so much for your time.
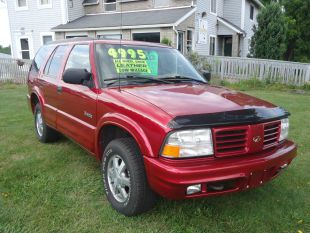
[0,2,11,47]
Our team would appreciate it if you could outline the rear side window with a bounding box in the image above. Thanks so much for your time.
[65,44,91,72]
[30,45,54,75]
[44,45,68,78]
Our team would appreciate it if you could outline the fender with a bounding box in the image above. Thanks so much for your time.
[95,112,154,160]
[30,86,45,114]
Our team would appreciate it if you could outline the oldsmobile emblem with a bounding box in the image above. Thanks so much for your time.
[253,136,262,143]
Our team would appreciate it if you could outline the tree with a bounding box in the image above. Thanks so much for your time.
[250,2,287,60]
[282,0,310,62]
[0,45,11,55]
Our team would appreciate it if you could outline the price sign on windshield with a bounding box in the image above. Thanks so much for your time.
[107,48,158,75]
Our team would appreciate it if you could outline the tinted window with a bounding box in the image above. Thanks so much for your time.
[65,44,91,72]
[44,45,68,77]
[31,46,54,74]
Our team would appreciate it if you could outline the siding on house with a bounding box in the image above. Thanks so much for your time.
[195,0,262,57]
[223,0,242,27]
[84,0,193,14]
[241,0,259,57]
[195,0,222,55]
[7,0,68,59]
[67,0,85,21]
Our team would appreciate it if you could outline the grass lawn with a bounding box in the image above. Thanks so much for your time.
[0,85,309,233]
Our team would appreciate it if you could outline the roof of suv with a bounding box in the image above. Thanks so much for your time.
[49,37,171,48]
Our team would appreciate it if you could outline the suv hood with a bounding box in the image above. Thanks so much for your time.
[123,84,276,117]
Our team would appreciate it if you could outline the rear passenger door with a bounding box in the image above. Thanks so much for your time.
[57,44,97,153]
[38,45,69,128]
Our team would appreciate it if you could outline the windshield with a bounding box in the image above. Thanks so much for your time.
[95,43,205,86]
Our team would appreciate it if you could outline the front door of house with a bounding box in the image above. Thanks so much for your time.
[224,37,232,57]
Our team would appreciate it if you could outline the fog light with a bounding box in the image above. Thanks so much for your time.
[186,184,201,195]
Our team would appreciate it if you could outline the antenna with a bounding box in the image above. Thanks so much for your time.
[118,0,123,92]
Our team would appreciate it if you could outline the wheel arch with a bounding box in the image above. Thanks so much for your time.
[30,89,44,114]
[96,113,154,160]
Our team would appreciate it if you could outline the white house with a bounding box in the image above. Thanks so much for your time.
[6,0,84,59]
[195,0,263,57]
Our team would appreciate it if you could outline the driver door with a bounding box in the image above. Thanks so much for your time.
[56,44,97,153]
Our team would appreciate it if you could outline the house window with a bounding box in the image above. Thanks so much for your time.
[250,5,254,20]
[97,34,121,40]
[17,0,27,7]
[39,0,50,5]
[186,29,193,52]
[42,35,53,45]
[65,35,88,39]
[209,36,216,56]
[105,0,116,11]
[20,38,30,59]
[211,0,217,14]
[132,33,160,43]
[177,31,185,53]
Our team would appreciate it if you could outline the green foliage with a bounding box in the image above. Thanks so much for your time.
[0,45,11,55]
[217,77,310,92]
[282,0,310,62]
[186,51,212,71]
[160,37,172,46]
[251,2,287,60]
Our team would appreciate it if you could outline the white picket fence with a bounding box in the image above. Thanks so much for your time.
[0,58,32,84]
[204,56,310,86]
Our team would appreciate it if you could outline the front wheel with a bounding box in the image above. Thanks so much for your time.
[34,104,59,143]
[102,138,157,216]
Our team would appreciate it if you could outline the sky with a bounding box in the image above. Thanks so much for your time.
[0,2,11,47]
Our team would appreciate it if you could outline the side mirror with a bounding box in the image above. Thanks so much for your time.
[201,70,211,82]
[63,68,92,85]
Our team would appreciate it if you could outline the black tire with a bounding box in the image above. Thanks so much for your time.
[34,104,59,143]
[102,138,157,216]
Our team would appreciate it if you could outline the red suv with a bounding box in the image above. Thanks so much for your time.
[27,39,297,216]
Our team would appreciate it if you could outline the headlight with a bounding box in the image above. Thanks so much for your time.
[279,118,289,141]
[161,129,214,158]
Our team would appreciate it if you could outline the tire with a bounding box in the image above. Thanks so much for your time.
[102,138,157,216]
[34,104,59,143]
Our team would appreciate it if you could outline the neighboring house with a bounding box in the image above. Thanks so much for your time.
[6,0,84,59]
[52,0,196,54]
[195,0,263,57]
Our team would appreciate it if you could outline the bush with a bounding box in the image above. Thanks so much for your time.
[186,52,212,72]
[160,37,172,46]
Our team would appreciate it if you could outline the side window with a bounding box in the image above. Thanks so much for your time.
[65,44,91,72]
[30,45,54,75]
[44,45,68,78]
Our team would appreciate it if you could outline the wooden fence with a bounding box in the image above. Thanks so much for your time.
[204,56,310,86]
[0,58,32,84]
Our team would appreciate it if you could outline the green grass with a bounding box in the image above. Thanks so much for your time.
[0,85,309,233]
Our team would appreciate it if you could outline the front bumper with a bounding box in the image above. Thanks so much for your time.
[144,140,297,200]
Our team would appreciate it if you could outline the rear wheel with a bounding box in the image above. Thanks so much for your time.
[34,104,59,143]
[102,138,157,216]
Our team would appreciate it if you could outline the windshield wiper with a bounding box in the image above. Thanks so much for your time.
[159,76,207,84]
[104,75,172,86]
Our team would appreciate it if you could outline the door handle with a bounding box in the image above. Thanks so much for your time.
[57,86,62,93]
